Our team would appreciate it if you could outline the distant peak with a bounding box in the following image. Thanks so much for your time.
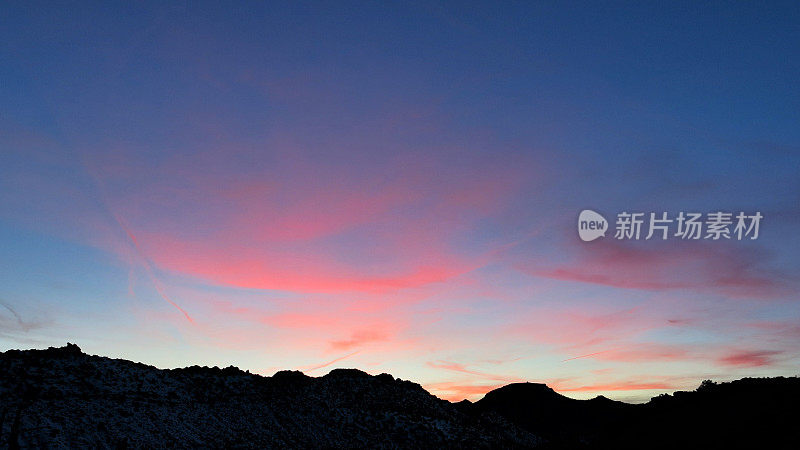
[272,370,309,380]
[64,342,81,352]
[45,342,82,356]
[477,382,570,406]
[324,368,371,378]
[493,382,556,394]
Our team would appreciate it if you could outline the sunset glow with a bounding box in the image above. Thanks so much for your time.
[1,1,798,404]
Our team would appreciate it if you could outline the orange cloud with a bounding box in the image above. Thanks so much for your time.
[552,382,676,392]
[425,381,507,402]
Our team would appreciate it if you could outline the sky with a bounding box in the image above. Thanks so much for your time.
[1,1,799,403]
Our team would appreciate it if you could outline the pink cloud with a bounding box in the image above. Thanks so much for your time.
[718,350,782,367]
[745,321,800,339]
[85,146,530,296]
[524,239,790,299]
[136,233,470,293]
[330,329,391,351]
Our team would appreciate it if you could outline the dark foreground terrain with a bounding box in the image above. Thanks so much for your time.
[0,344,797,449]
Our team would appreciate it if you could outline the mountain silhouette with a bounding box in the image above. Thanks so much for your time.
[468,382,634,447]
[460,377,799,449]
[0,344,797,448]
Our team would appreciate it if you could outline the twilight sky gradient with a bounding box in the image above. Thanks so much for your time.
[1,1,799,402]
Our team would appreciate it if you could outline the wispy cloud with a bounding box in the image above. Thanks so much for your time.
[522,239,791,299]
[302,351,360,374]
